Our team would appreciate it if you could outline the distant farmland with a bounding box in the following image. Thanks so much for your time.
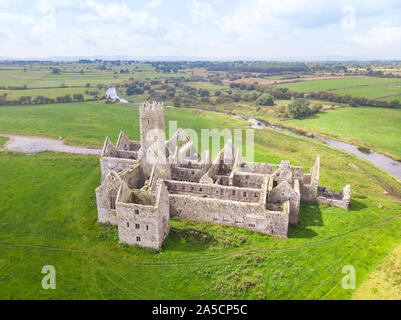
[278,77,401,94]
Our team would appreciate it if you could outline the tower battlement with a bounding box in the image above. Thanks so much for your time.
[140,101,164,118]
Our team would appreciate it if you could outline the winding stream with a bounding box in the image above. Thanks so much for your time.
[108,87,401,180]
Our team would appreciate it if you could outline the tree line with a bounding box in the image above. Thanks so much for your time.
[0,91,103,106]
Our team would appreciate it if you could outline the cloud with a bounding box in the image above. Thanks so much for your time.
[145,0,161,9]
[77,0,159,30]
[0,12,33,24]
[189,0,215,23]
[350,24,401,48]
[2,0,401,58]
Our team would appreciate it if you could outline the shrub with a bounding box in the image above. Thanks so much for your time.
[287,98,312,119]
[237,278,256,292]
[389,99,400,108]
[256,94,274,106]
[310,103,323,113]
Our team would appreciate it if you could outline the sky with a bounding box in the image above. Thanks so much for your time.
[1,0,401,60]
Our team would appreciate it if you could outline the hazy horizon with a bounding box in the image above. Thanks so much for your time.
[1,0,401,60]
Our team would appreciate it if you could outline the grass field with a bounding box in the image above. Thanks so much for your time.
[332,85,401,100]
[0,101,246,151]
[0,101,401,299]
[186,82,230,93]
[0,87,99,100]
[284,107,401,161]
[353,243,401,300]
[278,78,401,93]
[0,136,8,147]
[0,69,189,89]
[380,94,401,103]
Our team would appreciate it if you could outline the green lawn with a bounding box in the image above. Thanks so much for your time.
[0,136,8,148]
[0,102,401,299]
[284,107,401,161]
[278,78,401,93]
[333,85,401,99]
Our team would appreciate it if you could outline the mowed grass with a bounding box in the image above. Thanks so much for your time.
[284,107,401,160]
[333,85,401,99]
[0,102,401,299]
[278,78,401,93]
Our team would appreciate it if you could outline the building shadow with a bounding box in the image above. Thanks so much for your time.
[349,199,367,211]
[288,202,324,239]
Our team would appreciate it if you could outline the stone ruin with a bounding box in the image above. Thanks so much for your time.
[95,101,351,249]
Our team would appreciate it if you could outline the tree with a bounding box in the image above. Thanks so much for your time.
[19,96,32,105]
[215,90,221,96]
[256,94,274,106]
[287,99,312,119]
[64,94,72,103]
[126,83,144,95]
[350,97,362,107]
[73,93,84,102]
[389,99,400,108]
[198,89,210,97]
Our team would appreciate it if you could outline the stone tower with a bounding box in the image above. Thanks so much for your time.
[138,101,167,177]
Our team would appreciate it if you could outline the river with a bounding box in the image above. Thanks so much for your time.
[107,87,401,180]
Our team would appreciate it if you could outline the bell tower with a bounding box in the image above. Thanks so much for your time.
[138,101,166,177]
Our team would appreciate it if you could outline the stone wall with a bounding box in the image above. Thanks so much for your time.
[171,166,204,182]
[155,182,170,246]
[317,184,351,210]
[116,203,160,249]
[116,131,141,152]
[100,157,137,183]
[119,165,145,189]
[264,201,290,237]
[165,180,261,203]
[95,171,122,225]
[238,162,278,175]
[169,194,289,237]
[233,172,264,189]
[269,180,300,224]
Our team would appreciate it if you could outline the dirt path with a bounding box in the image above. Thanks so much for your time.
[0,134,101,155]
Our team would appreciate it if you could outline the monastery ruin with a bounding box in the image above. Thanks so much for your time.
[95,102,351,249]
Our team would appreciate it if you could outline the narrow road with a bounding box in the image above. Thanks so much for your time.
[0,134,101,155]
